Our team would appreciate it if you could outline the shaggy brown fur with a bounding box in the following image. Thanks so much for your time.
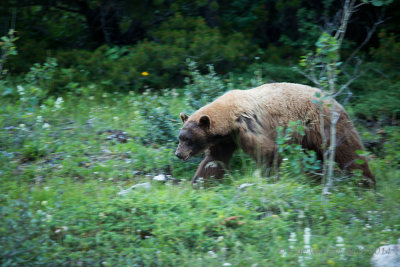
[175,82,375,188]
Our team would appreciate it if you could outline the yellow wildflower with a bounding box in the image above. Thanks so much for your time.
[327,259,335,266]
[141,71,149,76]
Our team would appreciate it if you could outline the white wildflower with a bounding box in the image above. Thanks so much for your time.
[222,263,232,266]
[17,85,25,96]
[113,116,119,121]
[207,251,217,258]
[289,232,297,249]
[298,255,305,267]
[280,249,287,258]
[303,228,312,260]
[42,123,50,129]
[54,97,64,109]
[298,210,305,219]
[19,124,27,131]
[36,116,43,124]
[41,201,48,206]
[336,236,345,260]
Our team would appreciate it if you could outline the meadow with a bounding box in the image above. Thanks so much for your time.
[1,60,399,266]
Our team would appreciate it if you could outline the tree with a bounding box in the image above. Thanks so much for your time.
[298,0,392,199]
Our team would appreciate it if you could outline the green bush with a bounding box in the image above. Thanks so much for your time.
[183,60,228,112]
[370,30,400,72]
[51,14,255,92]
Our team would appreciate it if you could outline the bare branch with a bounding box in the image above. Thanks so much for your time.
[342,17,385,68]
[334,0,357,49]
[294,67,321,87]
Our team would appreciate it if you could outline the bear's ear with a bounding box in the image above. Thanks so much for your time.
[199,115,211,129]
[180,112,189,124]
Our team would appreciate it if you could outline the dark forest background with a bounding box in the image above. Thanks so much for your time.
[1,0,399,91]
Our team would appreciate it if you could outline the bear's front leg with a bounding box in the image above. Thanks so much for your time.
[191,139,237,184]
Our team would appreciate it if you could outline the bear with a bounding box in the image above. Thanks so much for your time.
[175,82,376,188]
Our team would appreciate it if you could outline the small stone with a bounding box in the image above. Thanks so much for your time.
[371,239,400,267]
[153,174,166,181]
[238,183,256,190]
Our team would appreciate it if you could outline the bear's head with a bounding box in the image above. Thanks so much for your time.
[175,112,210,160]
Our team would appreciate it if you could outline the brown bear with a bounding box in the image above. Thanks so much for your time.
[175,82,375,188]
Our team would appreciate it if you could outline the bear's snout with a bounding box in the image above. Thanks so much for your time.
[175,151,183,159]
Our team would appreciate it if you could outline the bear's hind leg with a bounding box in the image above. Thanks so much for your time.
[192,138,237,184]
[335,129,376,188]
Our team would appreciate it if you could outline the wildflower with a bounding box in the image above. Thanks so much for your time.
[280,249,287,258]
[54,97,64,109]
[113,116,119,121]
[217,236,224,242]
[141,71,149,76]
[42,123,51,129]
[41,201,48,206]
[223,263,232,266]
[336,236,345,260]
[327,259,335,266]
[46,214,52,222]
[289,232,297,249]
[303,228,312,260]
[17,85,25,96]
[19,124,27,131]
[36,116,43,124]
[207,251,217,258]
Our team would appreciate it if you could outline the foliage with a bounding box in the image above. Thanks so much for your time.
[370,30,400,71]
[0,54,399,265]
[353,81,400,120]
[0,29,19,77]
[276,121,321,177]
[183,60,229,112]
[134,90,180,147]
[45,14,254,92]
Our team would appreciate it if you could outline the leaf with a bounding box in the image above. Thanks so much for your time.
[355,150,365,156]
[355,159,365,165]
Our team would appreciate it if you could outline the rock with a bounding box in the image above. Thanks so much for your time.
[117,182,151,196]
[371,239,400,267]
[153,174,167,181]
[238,183,256,190]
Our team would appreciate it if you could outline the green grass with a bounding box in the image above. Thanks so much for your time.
[0,86,399,266]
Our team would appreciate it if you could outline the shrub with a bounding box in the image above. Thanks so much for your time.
[183,60,228,112]
[276,121,321,177]
[370,30,400,72]
[53,14,255,92]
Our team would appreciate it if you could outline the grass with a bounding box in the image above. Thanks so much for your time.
[0,80,399,266]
